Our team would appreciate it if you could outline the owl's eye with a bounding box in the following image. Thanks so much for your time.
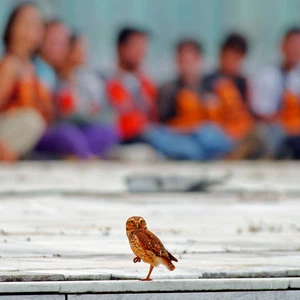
[130,220,134,224]
[140,220,145,223]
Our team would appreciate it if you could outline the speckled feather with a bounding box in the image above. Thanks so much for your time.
[134,229,170,258]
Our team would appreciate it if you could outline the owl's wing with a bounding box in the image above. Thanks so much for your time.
[135,229,169,258]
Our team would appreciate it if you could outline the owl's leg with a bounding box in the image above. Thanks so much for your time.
[133,257,141,263]
[141,265,154,281]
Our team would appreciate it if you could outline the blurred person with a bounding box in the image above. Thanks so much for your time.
[202,33,261,159]
[0,2,52,161]
[33,21,110,159]
[251,27,300,158]
[158,40,205,128]
[204,33,249,102]
[34,19,71,94]
[54,33,119,158]
[106,27,157,142]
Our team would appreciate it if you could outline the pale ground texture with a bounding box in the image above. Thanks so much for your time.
[0,161,300,299]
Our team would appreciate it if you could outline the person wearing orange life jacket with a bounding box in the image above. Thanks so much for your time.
[55,32,119,158]
[158,40,206,130]
[0,3,49,161]
[251,27,300,159]
[34,20,102,160]
[203,33,263,159]
[106,27,157,142]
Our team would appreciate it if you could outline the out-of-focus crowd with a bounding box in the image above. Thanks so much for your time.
[1,2,300,161]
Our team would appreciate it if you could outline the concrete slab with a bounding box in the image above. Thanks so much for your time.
[58,278,293,293]
[0,278,299,294]
[0,282,60,294]
[0,297,63,300]
[68,291,300,300]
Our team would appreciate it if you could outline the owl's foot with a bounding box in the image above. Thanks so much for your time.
[133,257,141,263]
[140,265,154,281]
[140,277,152,281]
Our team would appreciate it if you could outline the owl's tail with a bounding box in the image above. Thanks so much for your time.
[167,262,176,271]
[163,251,178,271]
[168,251,178,262]
[163,258,176,271]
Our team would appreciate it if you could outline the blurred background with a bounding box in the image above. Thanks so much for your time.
[1,0,300,79]
[1,0,300,162]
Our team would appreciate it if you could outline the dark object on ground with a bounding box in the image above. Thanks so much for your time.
[126,173,231,193]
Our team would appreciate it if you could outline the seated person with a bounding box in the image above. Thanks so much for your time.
[203,33,259,159]
[106,30,232,160]
[55,33,119,158]
[105,27,157,142]
[251,27,300,158]
[34,20,115,159]
[158,39,206,131]
[34,19,71,94]
[0,3,50,161]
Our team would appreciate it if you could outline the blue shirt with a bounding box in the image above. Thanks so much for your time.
[33,56,57,93]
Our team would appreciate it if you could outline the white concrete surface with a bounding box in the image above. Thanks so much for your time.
[0,191,300,281]
[0,161,299,296]
[0,278,300,294]
[68,291,300,300]
[0,297,62,300]
[1,161,300,195]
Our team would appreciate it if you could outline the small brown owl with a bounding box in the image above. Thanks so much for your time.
[126,216,178,281]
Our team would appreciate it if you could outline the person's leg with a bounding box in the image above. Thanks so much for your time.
[192,123,234,160]
[0,108,45,160]
[80,123,119,158]
[142,125,206,160]
[259,123,286,158]
[36,123,93,159]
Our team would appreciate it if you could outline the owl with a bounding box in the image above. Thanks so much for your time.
[126,216,178,281]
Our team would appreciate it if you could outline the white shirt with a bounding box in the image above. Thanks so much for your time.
[251,65,300,117]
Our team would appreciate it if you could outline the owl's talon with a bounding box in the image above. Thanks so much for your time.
[141,278,152,281]
[133,257,141,263]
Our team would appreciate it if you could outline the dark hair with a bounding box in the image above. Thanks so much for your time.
[221,33,248,55]
[3,1,38,49]
[176,39,203,54]
[117,26,148,47]
[69,30,81,48]
[284,26,300,40]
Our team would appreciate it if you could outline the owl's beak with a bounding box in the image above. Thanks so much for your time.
[136,223,139,229]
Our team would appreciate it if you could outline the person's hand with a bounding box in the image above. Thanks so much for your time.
[0,139,17,162]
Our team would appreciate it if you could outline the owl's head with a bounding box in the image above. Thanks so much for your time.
[126,216,147,231]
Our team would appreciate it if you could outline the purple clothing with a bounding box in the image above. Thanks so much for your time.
[36,123,119,159]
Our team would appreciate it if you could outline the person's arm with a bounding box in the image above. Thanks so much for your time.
[0,56,19,110]
[157,83,177,123]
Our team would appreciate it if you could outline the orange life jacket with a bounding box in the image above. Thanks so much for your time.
[55,84,76,118]
[106,76,157,140]
[167,88,206,130]
[206,78,254,140]
[277,90,300,135]
[2,66,54,123]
